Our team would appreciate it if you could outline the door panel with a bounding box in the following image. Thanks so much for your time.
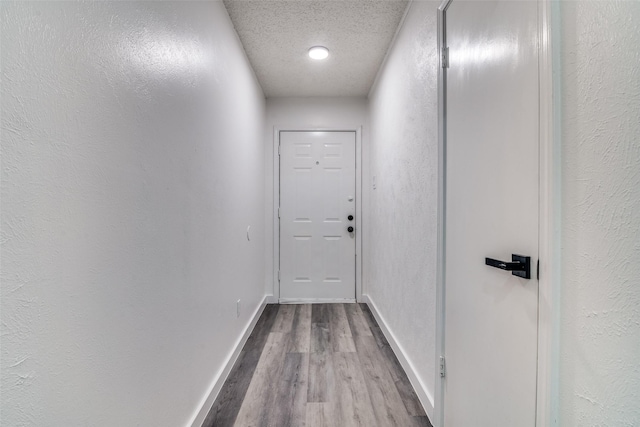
[444,1,539,425]
[280,131,356,301]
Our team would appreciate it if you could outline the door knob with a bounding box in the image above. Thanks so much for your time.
[348,215,354,221]
[485,254,531,279]
[347,226,354,233]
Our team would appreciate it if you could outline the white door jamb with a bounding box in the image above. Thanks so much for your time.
[535,1,561,426]
[434,1,452,425]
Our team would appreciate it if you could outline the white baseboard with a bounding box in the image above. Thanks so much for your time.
[265,294,278,304]
[279,297,356,304]
[187,296,269,427]
[361,294,435,421]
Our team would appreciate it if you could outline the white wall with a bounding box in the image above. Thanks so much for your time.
[366,1,439,417]
[264,97,369,298]
[0,2,265,426]
[557,1,640,425]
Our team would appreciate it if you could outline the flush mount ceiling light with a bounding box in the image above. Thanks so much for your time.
[308,46,329,60]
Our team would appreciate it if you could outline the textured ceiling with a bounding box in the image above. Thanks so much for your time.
[223,0,409,97]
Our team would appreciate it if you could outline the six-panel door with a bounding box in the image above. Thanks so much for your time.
[279,131,356,302]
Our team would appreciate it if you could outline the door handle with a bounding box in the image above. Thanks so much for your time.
[485,254,531,279]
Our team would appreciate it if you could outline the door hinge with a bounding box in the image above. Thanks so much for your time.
[278,143,281,156]
[439,356,446,377]
[442,47,449,69]
[537,259,540,280]
[277,270,280,281]
[278,207,281,218]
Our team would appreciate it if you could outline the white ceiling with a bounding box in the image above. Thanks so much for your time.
[223,0,409,97]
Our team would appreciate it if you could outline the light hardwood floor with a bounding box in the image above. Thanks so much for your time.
[203,303,432,427]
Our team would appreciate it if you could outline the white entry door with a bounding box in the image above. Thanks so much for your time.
[443,1,539,426]
[279,131,356,302]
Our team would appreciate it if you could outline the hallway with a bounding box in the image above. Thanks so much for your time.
[204,304,431,427]
[2,1,639,426]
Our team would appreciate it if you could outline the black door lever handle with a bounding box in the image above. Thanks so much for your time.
[485,254,531,279]
[485,258,525,271]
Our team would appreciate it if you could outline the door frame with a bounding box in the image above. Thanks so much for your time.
[272,127,364,303]
[434,1,559,426]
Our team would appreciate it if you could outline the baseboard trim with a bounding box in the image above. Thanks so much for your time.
[279,297,356,304]
[187,296,268,427]
[265,294,278,304]
[361,294,435,421]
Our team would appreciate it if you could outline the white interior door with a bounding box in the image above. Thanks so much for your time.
[443,1,539,425]
[279,131,356,302]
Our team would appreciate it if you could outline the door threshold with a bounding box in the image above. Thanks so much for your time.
[278,298,357,304]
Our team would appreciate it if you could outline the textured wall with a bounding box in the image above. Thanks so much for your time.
[1,2,265,425]
[558,1,640,425]
[366,1,439,415]
[264,97,369,298]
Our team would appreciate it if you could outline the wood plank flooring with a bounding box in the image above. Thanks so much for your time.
[203,303,432,427]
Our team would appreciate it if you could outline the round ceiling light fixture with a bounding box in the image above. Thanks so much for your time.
[308,46,329,60]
